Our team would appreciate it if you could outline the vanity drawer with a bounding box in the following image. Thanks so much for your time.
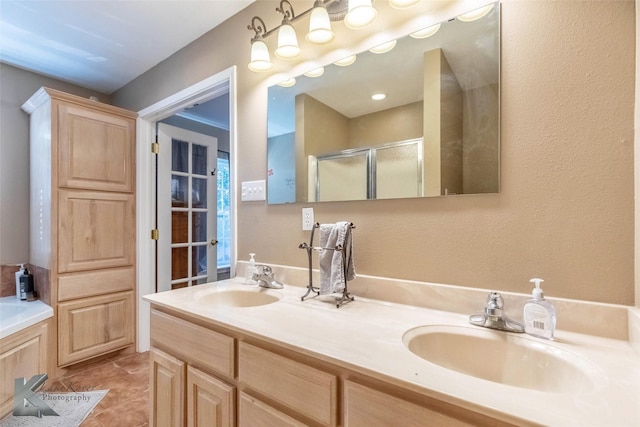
[150,309,234,379]
[239,392,306,427]
[238,342,337,426]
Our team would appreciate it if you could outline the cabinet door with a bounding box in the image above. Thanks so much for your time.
[150,348,185,427]
[58,291,134,366]
[57,102,135,192]
[0,322,49,418]
[187,366,234,427]
[58,189,135,273]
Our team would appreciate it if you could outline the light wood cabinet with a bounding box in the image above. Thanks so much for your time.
[187,365,235,427]
[0,321,50,418]
[149,306,516,427]
[22,87,136,369]
[58,291,134,366]
[150,347,185,427]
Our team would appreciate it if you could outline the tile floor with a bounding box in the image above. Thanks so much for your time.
[43,351,150,427]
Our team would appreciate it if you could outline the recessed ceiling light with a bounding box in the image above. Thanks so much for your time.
[369,40,397,54]
[304,67,325,78]
[371,93,386,100]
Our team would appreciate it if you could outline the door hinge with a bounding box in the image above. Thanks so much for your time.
[151,142,159,154]
[151,229,159,240]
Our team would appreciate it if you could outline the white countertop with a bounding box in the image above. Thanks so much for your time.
[144,278,640,426]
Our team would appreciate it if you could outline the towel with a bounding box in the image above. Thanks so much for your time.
[318,221,355,295]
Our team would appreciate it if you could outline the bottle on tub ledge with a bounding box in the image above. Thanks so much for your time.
[523,278,556,340]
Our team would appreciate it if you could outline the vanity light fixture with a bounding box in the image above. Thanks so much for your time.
[456,3,494,22]
[371,93,386,100]
[275,1,301,60]
[278,77,297,87]
[344,0,378,29]
[410,23,441,39]
[369,40,397,54]
[307,1,335,44]
[304,67,325,78]
[333,55,357,66]
[248,17,273,72]
[248,0,426,72]
[389,0,420,9]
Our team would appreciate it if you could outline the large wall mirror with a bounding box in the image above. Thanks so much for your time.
[267,3,499,204]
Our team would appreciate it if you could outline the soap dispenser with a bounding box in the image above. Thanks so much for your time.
[523,278,556,340]
[245,253,258,284]
[15,264,25,301]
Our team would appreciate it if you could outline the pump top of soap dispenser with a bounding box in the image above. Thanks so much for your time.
[249,253,256,266]
[529,278,545,299]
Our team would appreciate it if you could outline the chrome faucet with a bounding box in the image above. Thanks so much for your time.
[252,265,284,289]
[469,292,525,333]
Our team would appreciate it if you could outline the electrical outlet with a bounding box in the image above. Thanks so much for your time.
[302,207,314,231]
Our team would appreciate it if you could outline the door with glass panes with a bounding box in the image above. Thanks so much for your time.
[157,123,218,291]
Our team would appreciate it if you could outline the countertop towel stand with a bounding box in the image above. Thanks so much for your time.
[298,222,356,308]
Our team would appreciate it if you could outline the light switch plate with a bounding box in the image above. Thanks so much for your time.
[241,180,266,201]
[302,207,314,231]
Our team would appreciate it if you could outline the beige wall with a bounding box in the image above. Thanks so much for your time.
[0,63,109,265]
[111,0,635,305]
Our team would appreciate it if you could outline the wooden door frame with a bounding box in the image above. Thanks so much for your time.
[135,67,237,352]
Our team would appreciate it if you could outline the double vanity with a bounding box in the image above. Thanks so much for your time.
[144,274,640,426]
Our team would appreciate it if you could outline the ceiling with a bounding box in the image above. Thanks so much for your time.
[0,0,254,94]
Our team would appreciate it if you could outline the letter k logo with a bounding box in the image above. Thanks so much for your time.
[13,374,59,417]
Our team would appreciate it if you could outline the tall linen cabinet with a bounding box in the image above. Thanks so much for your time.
[22,88,137,368]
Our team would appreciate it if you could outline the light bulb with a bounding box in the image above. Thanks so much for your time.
[410,23,441,39]
[304,67,325,78]
[248,39,273,72]
[369,40,397,54]
[334,55,357,67]
[457,4,494,22]
[278,78,296,87]
[275,24,300,59]
[389,0,420,9]
[307,6,334,44]
[344,0,377,29]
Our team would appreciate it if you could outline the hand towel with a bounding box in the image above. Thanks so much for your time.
[318,221,355,295]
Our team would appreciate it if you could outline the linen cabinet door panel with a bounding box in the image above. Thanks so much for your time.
[187,365,235,427]
[57,103,135,192]
[58,291,134,366]
[150,348,185,427]
[58,190,135,273]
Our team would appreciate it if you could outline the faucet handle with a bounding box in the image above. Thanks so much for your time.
[485,292,504,316]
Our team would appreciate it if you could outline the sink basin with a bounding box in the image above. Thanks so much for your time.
[195,288,282,308]
[402,325,605,394]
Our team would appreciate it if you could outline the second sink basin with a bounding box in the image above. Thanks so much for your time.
[402,325,605,394]
[195,288,282,308]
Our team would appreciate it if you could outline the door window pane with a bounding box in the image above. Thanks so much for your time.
[192,178,207,208]
[172,212,188,244]
[172,139,188,172]
[192,212,207,243]
[192,246,207,277]
[192,144,207,176]
[172,247,188,280]
[171,175,188,207]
